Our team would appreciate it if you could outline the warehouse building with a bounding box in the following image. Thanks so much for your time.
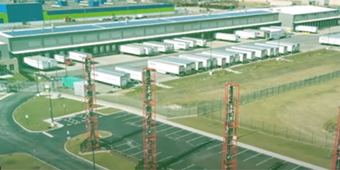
[270,6,340,28]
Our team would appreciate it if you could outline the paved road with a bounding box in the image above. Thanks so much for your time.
[0,92,105,170]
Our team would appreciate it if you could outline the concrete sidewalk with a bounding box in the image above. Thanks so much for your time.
[48,92,327,170]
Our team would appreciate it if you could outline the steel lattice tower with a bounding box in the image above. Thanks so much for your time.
[83,57,100,151]
[222,83,240,170]
[142,67,157,170]
[331,107,340,170]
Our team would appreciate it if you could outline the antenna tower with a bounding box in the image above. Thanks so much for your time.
[222,83,240,170]
[331,107,340,170]
[142,67,157,170]
[83,56,99,151]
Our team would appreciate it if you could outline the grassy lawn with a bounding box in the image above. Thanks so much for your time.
[0,153,57,170]
[14,96,102,131]
[171,117,332,168]
[124,49,340,105]
[97,107,121,115]
[66,131,136,170]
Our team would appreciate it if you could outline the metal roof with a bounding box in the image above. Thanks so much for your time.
[2,9,273,37]
[25,55,56,61]
[269,6,337,15]
[95,68,128,77]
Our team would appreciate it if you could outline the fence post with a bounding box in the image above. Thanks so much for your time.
[251,119,253,129]
[262,121,264,132]
[298,129,301,141]
[311,132,314,144]
[285,127,288,138]
[273,124,276,135]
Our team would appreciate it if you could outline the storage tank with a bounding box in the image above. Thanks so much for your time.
[62,76,83,89]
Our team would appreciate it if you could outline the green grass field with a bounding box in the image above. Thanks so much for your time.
[0,153,57,170]
[125,49,340,105]
[97,107,121,115]
[66,131,136,170]
[14,96,102,131]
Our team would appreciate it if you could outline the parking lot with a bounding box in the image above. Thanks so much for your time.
[54,111,314,170]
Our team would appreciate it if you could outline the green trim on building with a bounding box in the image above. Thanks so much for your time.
[43,7,174,20]
[0,13,8,23]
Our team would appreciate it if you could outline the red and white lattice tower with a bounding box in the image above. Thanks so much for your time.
[331,107,340,170]
[222,83,240,170]
[142,67,157,170]
[83,56,100,151]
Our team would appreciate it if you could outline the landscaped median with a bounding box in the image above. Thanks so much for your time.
[65,131,136,170]
[13,95,103,131]
[0,153,57,170]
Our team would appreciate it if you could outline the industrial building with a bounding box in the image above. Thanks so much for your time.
[0,5,338,74]
[271,6,340,28]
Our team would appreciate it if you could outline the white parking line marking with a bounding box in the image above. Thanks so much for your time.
[121,145,141,152]
[158,126,174,133]
[156,152,162,155]
[207,143,222,150]
[131,150,143,156]
[236,149,249,156]
[243,153,261,162]
[166,130,183,137]
[130,119,142,124]
[42,132,54,138]
[122,116,138,122]
[181,164,195,170]
[291,166,300,170]
[176,133,193,140]
[256,157,273,166]
[170,160,183,166]
[158,156,172,162]
[114,114,130,119]
[187,136,204,143]
[115,143,128,148]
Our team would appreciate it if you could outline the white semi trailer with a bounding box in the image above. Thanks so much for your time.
[235,30,257,39]
[54,54,73,65]
[147,59,186,76]
[143,41,175,53]
[24,56,58,70]
[93,68,130,88]
[221,50,247,63]
[204,49,238,64]
[319,35,340,46]
[214,33,239,42]
[201,50,232,65]
[240,44,275,57]
[173,38,197,48]
[119,44,146,56]
[131,43,158,55]
[178,54,212,69]
[266,41,300,53]
[231,46,266,59]
[225,48,255,61]
[295,25,318,34]
[161,57,196,74]
[168,56,204,72]
[254,43,287,55]
[259,27,284,39]
[243,29,267,39]
[265,41,296,53]
[115,66,143,83]
[252,43,279,57]
[68,51,91,62]
[163,39,190,50]
[180,37,207,47]
[182,53,218,68]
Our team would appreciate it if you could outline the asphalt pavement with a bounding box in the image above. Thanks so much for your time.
[0,92,106,170]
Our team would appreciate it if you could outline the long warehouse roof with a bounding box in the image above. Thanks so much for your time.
[1,9,273,37]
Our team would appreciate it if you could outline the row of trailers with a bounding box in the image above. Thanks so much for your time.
[147,41,300,77]
[119,37,208,56]
[319,33,340,46]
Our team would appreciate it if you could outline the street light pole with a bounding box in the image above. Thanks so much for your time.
[35,74,40,94]
[48,89,54,127]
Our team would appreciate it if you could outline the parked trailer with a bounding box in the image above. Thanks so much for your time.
[235,30,257,39]
[243,29,267,39]
[178,54,212,69]
[319,35,340,46]
[214,33,239,42]
[147,59,186,76]
[221,50,247,63]
[231,46,265,59]
[163,39,190,50]
[68,51,91,62]
[143,41,174,53]
[161,57,197,74]
[206,49,239,63]
[54,54,73,65]
[24,56,58,70]
[265,41,296,53]
[270,26,292,35]
[240,44,275,57]
[119,44,146,56]
[295,25,318,34]
[173,38,197,48]
[181,37,207,47]
[225,48,255,61]
[93,68,130,88]
[182,53,218,68]
[115,66,143,82]
[252,43,279,57]
[168,56,204,71]
[201,50,233,65]
[131,43,158,55]
[266,41,300,53]
[259,27,284,39]
[254,43,287,55]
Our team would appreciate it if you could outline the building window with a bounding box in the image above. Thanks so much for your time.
[9,64,14,71]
